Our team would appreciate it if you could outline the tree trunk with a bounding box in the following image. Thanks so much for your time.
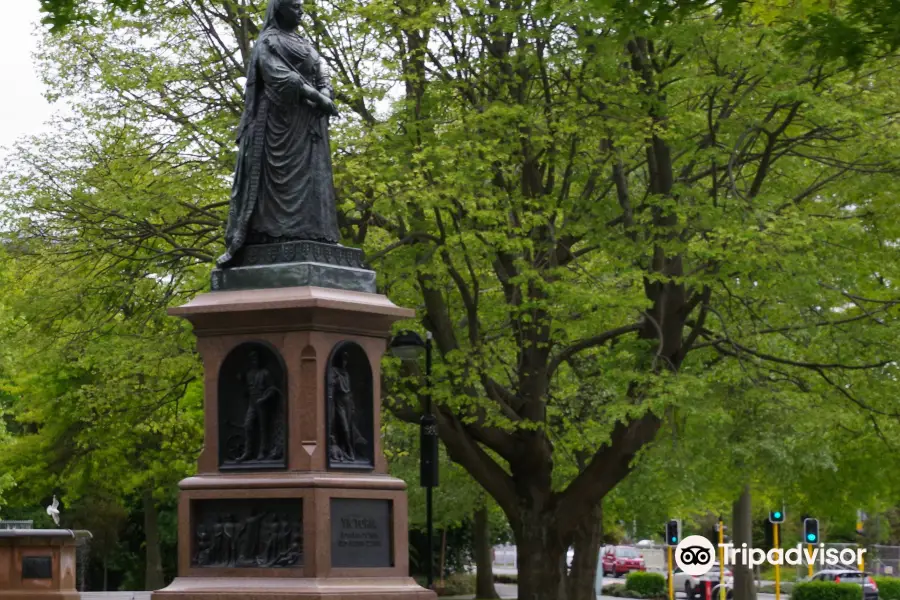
[440,529,447,587]
[732,485,756,600]
[474,505,500,599]
[566,502,603,600]
[142,489,164,590]
[516,517,567,600]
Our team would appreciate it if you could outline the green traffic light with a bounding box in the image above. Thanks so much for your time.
[774,512,782,519]
[807,533,817,542]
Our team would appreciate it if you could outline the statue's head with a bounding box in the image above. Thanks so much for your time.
[265,0,304,31]
[248,350,260,367]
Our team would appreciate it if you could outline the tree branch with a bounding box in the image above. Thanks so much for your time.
[547,322,643,378]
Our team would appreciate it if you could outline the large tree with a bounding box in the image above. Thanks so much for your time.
[3,1,900,599]
[342,3,900,597]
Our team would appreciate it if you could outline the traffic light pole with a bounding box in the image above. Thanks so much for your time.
[773,523,781,600]
[421,333,436,589]
[718,520,725,600]
[668,546,674,600]
[807,544,813,578]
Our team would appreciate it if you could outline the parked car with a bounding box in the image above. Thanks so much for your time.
[810,569,878,600]
[669,562,733,599]
[601,545,647,576]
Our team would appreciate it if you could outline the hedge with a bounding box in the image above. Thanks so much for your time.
[603,584,643,598]
[792,581,864,600]
[875,577,900,600]
[603,583,627,595]
[625,571,667,597]
[415,573,476,597]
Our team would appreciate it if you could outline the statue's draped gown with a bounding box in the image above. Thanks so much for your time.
[220,26,340,266]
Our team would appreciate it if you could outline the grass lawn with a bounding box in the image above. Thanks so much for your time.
[759,566,800,582]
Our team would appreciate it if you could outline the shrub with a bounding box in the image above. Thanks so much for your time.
[626,571,667,597]
[421,573,477,597]
[437,573,476,597]
[602,584,646,599]
[792,581,863,600]
[875,577,900,600]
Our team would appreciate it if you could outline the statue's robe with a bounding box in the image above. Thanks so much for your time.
[220,27,339,266]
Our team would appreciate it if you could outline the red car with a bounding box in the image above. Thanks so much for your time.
[601,545,646,577]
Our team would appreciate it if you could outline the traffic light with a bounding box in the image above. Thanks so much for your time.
[666,519,681,546]
[769,509,785,524]
[803,518,820,543]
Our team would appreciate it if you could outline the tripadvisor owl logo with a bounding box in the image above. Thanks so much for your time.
[674,535,867,572]
[676,536,716,576]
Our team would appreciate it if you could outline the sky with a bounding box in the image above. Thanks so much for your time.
[0,0,56,157]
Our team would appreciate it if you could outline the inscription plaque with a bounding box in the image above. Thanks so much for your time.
[330,498,393,568]
[22,556,53,579]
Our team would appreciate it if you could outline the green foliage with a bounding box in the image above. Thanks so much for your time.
[385,414,491,531]
[39,0,147,31]
[760,566,800,583]
[625,572,666,597]
[0,409,15,513]
[874,578,900,600]
[433,573,476,597]
[793,581,865,600]
[781,0,900,68]
[604,583,646,599]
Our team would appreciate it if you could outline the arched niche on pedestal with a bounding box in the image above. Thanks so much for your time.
[218,341,288,471]
[325,341,374,470]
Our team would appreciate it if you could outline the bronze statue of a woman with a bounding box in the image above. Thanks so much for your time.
[218,0,340,268]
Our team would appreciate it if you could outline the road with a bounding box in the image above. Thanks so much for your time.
[482,585,782,600]
[492,567,789,596]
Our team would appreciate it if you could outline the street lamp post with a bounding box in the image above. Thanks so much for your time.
[389,330,439,589]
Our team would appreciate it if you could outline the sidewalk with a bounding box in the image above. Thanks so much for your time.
[81,594,152,600]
